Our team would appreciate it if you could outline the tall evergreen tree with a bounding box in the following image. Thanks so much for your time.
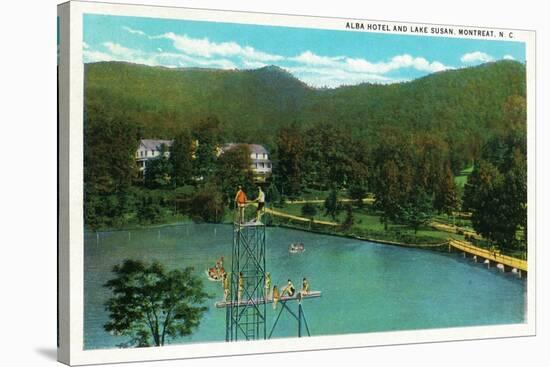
[275,124,305,198]
[192,116,223,181]
[324,189,340,221]
[169,130,194,187]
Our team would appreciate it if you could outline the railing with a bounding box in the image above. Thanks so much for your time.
[448,239,527,272]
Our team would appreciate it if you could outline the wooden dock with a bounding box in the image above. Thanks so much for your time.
[448,239,527,274]
[215,291,322,308]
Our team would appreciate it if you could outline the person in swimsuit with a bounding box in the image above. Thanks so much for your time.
[272,285,280,310]
[301,277,310,296]
[238,272,244,303]
[282,279,295,297]
[264,272,272,300]
[254,186,266,223]
[234,186,248,224]
[222,272,230,302]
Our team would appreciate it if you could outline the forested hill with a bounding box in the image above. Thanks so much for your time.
[84,60,525,150]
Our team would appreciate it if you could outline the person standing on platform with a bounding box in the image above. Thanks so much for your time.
[234,186,248,224]
[253,186,266,223]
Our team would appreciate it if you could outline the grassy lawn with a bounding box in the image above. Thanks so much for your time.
[454,165,474,188]
[432,213,475,231]
[273,202,459,244]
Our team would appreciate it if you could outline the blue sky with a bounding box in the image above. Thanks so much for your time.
[83,14,525,88]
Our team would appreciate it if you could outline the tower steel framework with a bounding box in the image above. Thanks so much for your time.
[226,221,267,341]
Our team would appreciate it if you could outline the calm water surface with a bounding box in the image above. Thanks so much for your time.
[84,224,526,349]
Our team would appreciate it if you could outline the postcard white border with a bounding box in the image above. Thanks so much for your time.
[63,1,536,365]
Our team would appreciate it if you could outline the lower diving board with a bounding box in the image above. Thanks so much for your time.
[215,291,322,308]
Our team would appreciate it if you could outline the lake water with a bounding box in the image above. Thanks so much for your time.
[84,223,526,349]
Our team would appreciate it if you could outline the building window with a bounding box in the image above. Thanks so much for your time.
[151,150,155,156]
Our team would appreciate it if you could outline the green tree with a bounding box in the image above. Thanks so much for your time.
[464,130,527,251]
[214,144,255,206]
[302,127,326,190]
[192,116,223,181]
[103,259,209,348]
[169,130,194,187]
[341,204,354,231]
[348,184,367,208]
[398,188,435,234]
[435,164,460,215]
[276,124,305,198]
[301,203,317,220]
[267,183,282,207]
[188,186,225,223]
[83,109,138,228]
[143,145,172,189]
[136,194,163,224]
[324,189,340,221]
[370,132,414,230]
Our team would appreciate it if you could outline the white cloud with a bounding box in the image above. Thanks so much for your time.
[503,54,515,60]
[122,26,147,36]
[285,66,398,88]
[460,51,494,64]
[83,49,114,63]
[103,42,136,57]
[290,51,344,66]
[290,51,450,76]
[83,42,236,70]
[152,32,284,62]
[242,60,268,69]
[83,42,90,49]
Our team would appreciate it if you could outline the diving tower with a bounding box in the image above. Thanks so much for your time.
[226,220,267,341]
[224,205,321,341]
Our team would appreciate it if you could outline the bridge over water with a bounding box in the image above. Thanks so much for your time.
[448,239,527,277]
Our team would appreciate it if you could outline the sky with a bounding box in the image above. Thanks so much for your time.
[83,14,525,88]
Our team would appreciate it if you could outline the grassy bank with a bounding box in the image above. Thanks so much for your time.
[268,202,463,246]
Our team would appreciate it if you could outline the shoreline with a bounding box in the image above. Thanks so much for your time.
[271,222,449,251]
[86,220,448,251]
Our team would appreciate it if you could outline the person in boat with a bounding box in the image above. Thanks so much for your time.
[208,266,217,279]
[272,285,280,310]
[282,279,296,297]
[289,243,304,252]
[222,272,230,302]
[253,186,266,223]
[238,272,244,303]
[264,272,272,300]
[301,277,310,296]
[216,257,225,278]
[234,186,248,224]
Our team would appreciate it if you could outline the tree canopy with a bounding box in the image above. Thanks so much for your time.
[103,259,210,348]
